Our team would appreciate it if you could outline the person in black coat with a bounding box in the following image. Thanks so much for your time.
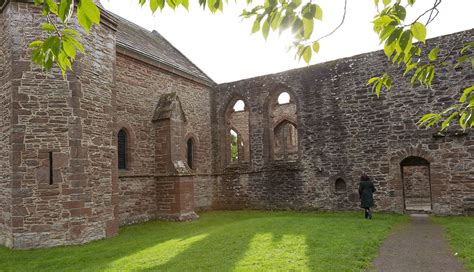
[358,173,376,219]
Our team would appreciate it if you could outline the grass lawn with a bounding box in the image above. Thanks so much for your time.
[0,211,406,271]
[433,216,474,271]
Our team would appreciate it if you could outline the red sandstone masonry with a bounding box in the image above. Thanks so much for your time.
[215,30,474,215]
[114,52,215,222]
[2,1,119,248]
[0,4,13,247]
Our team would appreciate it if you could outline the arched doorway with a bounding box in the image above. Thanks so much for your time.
[400,156,432,212]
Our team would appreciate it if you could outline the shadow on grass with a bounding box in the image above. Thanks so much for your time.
[142,212,406,271]
[0,211,406,271]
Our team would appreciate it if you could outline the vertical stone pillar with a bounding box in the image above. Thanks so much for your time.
[153,93,198,221]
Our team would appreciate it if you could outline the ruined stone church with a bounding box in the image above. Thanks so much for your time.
[0,1,473,249]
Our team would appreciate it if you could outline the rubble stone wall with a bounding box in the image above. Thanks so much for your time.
[215,30,474,215]
[0,5,12,247]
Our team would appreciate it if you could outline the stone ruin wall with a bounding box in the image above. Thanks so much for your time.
[114,53,215,224]
[214,29,474,215]
[0,2,119,248]
[0,4,12,247]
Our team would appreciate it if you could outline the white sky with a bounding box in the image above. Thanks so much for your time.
[100,0,474,83]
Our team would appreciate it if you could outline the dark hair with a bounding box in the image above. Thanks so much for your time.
[361,173,369,181]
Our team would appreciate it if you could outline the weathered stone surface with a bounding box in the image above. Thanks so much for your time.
[0,3,12,248]
[1,1,119,248]
[214,29,474,215]
[0,0,472,250]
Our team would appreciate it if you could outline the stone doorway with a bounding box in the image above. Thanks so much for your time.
[401,156,432,212]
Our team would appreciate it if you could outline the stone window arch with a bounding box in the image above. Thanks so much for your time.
[225,97,250,165]
[269,90,298,161]
[117,128,128,170]
[335,178,347,193]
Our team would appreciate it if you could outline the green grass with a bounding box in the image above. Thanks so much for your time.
[0,211,406,272]
[433,216,474,271]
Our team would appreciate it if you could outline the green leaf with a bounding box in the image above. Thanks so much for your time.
[314,4,323,20]
[441,112,458,130]
[180,0,189,10]
[379,25,395,43]
[460,42,474,54]
[403,62,417,76]
[262,20,270,40]
[302,18,313,39]
[63,35,85,53]
[63,28,80,37]
[384,42,396,59]
[302,3,315,19]
[367,77,379,85]
[302,46,312,64]
[375,80,383,97]
[407,0,415,6]
[373,15,394,28]
[398,30,412,52]
[150,0,160,13]
[428,48,439,61]
[382,0,391,6]
[29,40,44,48]
[44,0,59,15]
[251,18,261,33]
[77,0,101,32]
[312,41,320,53]
[460,86,474,103]
[459,112,468,130]
[410,22,426,42]
[385,27,402,46]
[455,54,469,68]
[270,11,281,30]
[374,0,379,6]
[58,0,74,23]
[41,23,56,32]
[418,113,437,126]
[62,40,76,60]
[394,4,406,21]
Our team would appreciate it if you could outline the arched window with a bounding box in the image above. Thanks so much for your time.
[273,120,298,160]
[187,138,194,169]
[118,129,127,170]
[225,98,250,164]
[335,178,346,193]
[270,91,298,161]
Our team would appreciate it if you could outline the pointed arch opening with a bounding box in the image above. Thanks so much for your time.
[270,91,298,161]
[225,97,250,165]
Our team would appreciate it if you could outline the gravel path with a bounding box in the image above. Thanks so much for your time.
[371,214,465,272]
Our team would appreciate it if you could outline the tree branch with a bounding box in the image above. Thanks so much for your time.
[316,0,347,42]
[410,0,441,26]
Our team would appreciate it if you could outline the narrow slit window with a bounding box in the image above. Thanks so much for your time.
[49,152,53,185]
[187,138,194,169]
[118,129,127,170]
[230,129,239,162]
